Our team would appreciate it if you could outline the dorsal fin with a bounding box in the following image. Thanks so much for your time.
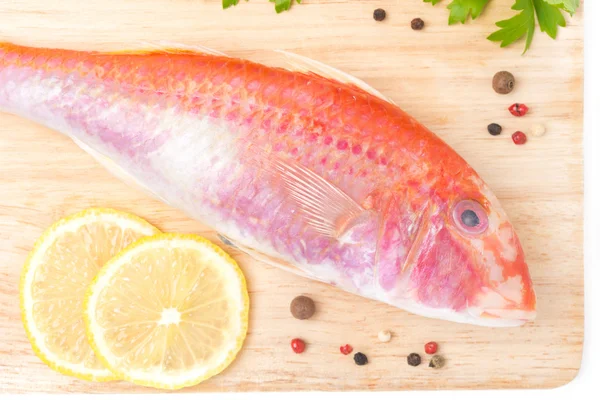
[103,41,228,57]
[138,41,228,56]
[99,45,394,105]
[274,50,396,105]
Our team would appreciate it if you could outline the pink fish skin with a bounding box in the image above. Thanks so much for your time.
[0,43,535,326]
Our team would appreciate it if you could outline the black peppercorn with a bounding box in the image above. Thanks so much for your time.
[429,355,445,369]
[373,8,386,22]
[487,123,502,136]
[411,18,425,30]
[407,353,421,366]
[492,71,515,94]
[354,352,368,365]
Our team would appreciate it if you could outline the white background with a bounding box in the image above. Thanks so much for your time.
[5,1,598,398]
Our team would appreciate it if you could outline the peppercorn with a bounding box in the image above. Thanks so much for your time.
[340,344,353,355]
[429,355,445,369]
[373,8,386,22]
[291,338,306,354]
[509,103,529,117]
[493,71,515,94]
[407,353,421,367]
[487,123,502,136]
[290,295,315,320]
[512,131,527,145]
[378,330,392,342]
[531,123,546,137]
[411,18,425,30]
[354,352,368,365]
[424,341,438,355]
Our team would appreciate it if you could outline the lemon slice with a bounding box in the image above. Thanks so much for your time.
[20,208,160,381]
[84,234,249,390]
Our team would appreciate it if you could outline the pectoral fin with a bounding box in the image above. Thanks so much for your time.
[245,147,372,243]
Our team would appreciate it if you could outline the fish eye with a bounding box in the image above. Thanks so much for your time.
[461,209,480,227]
[453,200,488,235]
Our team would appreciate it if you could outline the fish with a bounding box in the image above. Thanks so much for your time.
[0,42,536,327]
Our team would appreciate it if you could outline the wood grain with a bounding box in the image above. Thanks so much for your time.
[0,0,583,393]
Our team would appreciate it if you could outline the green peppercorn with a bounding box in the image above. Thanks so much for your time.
[407,353,421,367]
[429,355,445,369]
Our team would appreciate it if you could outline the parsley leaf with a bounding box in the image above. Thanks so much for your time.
[447,0,491,24]
[533,0,566,39]
[223,0,300,12]
[423,0,578,53]
[542,0,579,16]
[488,0,571,53]
[487,0,535,53]
[222,0,240,9]
[270,0,301,14]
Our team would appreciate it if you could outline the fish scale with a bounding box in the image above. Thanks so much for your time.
[0,42,535,326]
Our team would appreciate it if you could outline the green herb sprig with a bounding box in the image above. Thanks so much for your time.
[222,0,578,53]
[223,0,301,14]
[424,0,580,53]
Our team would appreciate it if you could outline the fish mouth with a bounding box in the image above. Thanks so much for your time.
[473,308,537,322]
[467,292,537,326]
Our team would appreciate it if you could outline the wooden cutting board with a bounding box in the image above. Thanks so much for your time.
[0,0,584,393]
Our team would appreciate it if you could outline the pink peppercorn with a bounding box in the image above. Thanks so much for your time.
[508,103,529,117]
[291,338,306,354]
[425,341,438,354]
[512,131,527,145]
[340,344,353,355]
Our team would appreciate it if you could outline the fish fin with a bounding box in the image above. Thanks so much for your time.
[336,210,379,245]
[246,147,367,241]
[220,236,322,281]
[71,138,170,204]
[217,233,237,248]
[274,49,396,105]
[402,206,432,274]
[104,41,227,56]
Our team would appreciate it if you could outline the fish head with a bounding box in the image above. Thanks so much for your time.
[403,177,536,327]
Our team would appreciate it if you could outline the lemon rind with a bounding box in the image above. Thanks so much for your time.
[20,208,161,382]
[84,233,249,390]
